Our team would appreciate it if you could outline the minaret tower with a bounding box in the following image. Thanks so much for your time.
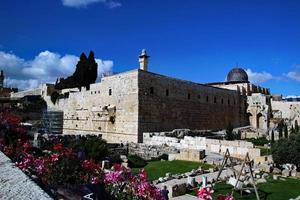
[0,70,4,88]
[139,49,149,71]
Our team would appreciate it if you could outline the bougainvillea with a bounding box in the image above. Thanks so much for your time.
[105,165,164,200]
[197,187,214,200]
[0,112,164,200]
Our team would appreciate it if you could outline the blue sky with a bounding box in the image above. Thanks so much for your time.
[0,0,300,96]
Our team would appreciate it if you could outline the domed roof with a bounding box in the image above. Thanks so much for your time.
[227,68,248,82]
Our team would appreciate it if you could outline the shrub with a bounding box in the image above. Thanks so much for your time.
[246,137,269,146]
[127,155,147,168]
[272,134,300,167]
[84,137,108,162]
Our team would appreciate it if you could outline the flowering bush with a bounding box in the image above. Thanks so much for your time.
[0,112,164,200]
[197,186,235,200]
[197,187,214,200]
[105,165,164,200]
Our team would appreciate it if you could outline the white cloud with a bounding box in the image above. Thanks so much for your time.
[286,71,300,82]
[0,50,113,90]
[61,0,121,8]
[246,69,273,84]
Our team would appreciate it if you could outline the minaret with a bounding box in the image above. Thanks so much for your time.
[0,70,4,88]
[139,49,149,71]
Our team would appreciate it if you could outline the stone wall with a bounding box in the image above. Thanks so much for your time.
[143,132,261,159]
[54,70,139,143]
[128,143,179,160]
[0,151,52,200]
[271,100,300,127]
[138,70,248,139]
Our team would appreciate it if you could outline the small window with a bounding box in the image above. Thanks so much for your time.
[234,99,236,105]
[206,96,209,102]
[150,87,154,94]
[197,95,201,99]
[75,124,78,128]
[214,97,217,103]
[228,99,230,105]
[91,91,93,94]
[221,98,224,104]
[109,89,112,96]
[76,117,79,120]
[166,89,169,96]
[188,93,191,99]
[98,91,100,94]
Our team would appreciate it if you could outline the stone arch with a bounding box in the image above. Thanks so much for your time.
[247,113,254,127]
[257,113,264,129]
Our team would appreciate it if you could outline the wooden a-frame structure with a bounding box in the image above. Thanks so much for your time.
[215,149,260,200]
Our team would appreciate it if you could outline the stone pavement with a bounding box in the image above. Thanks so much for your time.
[0,151,52,200]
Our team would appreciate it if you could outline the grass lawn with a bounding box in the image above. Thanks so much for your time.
[189,177,300,200]
[131,160,212,181]
[258,147,271,156]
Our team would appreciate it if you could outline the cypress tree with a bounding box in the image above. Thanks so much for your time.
[284,124,288,138]
[291,125,295,134]
[278,121,283,139]
[295,120,299,133]
[271,130,275,143]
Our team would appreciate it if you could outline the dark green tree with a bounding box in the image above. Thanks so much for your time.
[278,120,284,139]
[284,124,289,138]
[225,122,235,141]
[272,134,300,167]
[295,120,299,133]
[291,125,295,134]
[55,51,98,90]
[271,130,275,143]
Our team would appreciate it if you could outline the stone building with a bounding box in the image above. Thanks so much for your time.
[10,50,300,143]
[40,50,250,143]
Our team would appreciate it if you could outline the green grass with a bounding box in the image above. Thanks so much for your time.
[131,160,212,181]
[259,147,271,156]
[189,177,300,200]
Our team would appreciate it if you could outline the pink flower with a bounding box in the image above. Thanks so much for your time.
[91,176,100,184]
[136,182,151,196]
[23,142,32,150]
[139,168,147,181]
[51,153,59,162]
[104,171,123,183]
[197,187,214,200]
[16,154,34,170]
[34,158,45,175]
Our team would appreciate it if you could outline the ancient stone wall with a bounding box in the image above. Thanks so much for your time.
[138,70,248,140]
[54,70,139,143]
[143,132,261,159]
[271,100,300,127]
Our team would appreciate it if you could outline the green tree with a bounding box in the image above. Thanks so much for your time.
[272,134,300,167]
[271,130,275,143]
[278,121,284,139]
[291,125,295,134]
[284,124,289,138]
[225,122,235,140]
[295,120,299,133]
